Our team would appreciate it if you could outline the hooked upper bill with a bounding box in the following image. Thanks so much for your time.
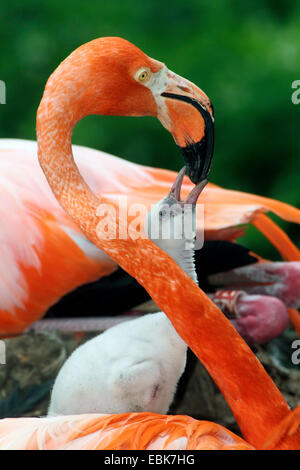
[162,92,214,184]
[147,65,215,184]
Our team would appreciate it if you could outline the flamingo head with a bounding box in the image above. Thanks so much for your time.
[145,167,207,260]
[38,37,214,183]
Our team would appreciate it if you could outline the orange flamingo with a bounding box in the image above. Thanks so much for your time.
[34,36,299,448]
[0,37,299,450]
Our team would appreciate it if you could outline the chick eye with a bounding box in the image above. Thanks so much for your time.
[135,68,150,83]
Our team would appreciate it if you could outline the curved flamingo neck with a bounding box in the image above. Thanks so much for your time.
[37,103,101,244]
[37,90,300,450]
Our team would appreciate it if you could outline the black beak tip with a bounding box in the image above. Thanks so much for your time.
[161,91,215,184]
[187,166,205,185]
[178,137,213,184]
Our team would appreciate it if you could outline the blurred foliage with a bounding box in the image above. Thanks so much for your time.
[1,0,299,258]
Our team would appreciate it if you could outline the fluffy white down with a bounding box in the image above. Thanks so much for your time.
[48,312,186,415]
[48,175,199,416]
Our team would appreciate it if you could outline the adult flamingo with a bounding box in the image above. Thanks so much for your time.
[28,36,299,449]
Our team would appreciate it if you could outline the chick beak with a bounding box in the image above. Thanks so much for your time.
[169,166,208,205]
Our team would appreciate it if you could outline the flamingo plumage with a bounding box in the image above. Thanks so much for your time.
[0,413,254,450]
[0,37,299,450]
[1,138,300,336]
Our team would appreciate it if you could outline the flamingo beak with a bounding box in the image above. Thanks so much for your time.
[160,71,214,184]
[169,166,208,205]
[169,166,186,201]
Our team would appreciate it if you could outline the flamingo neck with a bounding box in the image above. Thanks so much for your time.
[37,104,101,245]
[151,237,198,285]
[171,247,197,284]
[148,229,198,353]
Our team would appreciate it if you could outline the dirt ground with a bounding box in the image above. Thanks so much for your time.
[0,318,299,437]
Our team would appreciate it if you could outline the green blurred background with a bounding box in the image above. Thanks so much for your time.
[1,0,299,258]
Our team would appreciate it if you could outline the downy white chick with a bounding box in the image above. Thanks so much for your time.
[48,168,206,416]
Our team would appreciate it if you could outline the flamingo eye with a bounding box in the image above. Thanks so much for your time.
[135,68,151,84]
